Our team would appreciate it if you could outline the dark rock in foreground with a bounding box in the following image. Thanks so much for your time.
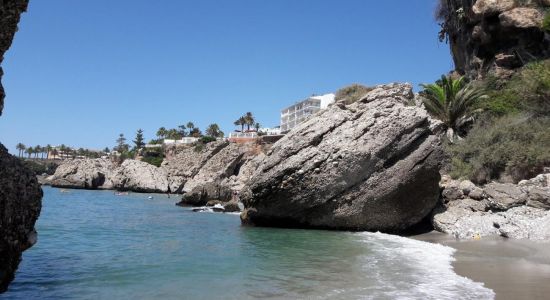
[0,144,42,292]
[241,83,443,232]
[0,0,42,293]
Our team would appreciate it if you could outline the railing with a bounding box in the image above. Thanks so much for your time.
[229,132,258,139]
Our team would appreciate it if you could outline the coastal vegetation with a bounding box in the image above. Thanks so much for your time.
[423,60,550,184]
[334,84,373,105]
[420,75,487,141]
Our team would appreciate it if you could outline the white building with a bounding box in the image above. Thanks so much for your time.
[280,93,335,133]
[228,132,258,139]
[163,137,199,145]
[258,127,282,136]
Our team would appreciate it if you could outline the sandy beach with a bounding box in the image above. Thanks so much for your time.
[415,232,550,300]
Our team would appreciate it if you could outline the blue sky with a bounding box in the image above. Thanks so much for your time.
[1,0,453,154]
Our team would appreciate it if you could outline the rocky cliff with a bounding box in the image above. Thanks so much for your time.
[0,0,42,292]
[439,0,550,78]
[49,141,262,207]
[240,83,444,232]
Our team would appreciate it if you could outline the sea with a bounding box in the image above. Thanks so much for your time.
[1,186,494,299]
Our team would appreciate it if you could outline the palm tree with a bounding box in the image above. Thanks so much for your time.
[244,112,255,130]
[51,148,59,160]
[420,75,487,141]
[234,116,246,132]
[25,147,33,158]
[16,143,25,158]
[254,122,261,132]
[46,144,52,160]
[34,145,41,159]
[156,127,167,139]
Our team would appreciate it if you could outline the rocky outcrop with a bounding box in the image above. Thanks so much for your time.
[0,0,42,293]
[0,145,42,292]
[241,83,443,232]
[177,143,253,206]
[433,174,550,239]
[111,160,169,193]
[162,141,229,193]
[49,158,115,189]
[439,0,550,79]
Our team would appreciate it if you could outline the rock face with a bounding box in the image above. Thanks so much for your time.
[0,145,42,292]
[49,158,115,189]
[0,0,42,293]
[241,83,443,232]
[111,160,169,193]
[177,143,253,206]
[439,0,550,79]
[162,141,229,193]
[433,174,550,239]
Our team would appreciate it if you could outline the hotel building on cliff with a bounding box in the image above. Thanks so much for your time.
[280,93,335,133]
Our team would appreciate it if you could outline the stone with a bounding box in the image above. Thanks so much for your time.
[459,180,476,196]
[433,204,550,240]
[241,83,443,232]
[49,158,115,189]
[442,185,464,203]
[525,186,550,210]
[0,144,42,292]
[472,0,516,16]
[223,200,242,213]
[485,182,528,210]
[499,7,543,28]
[469,187,486,200]
[111,160,169,193]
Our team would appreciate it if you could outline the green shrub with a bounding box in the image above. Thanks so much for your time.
[447,115,550,184]
[334,84,373,105]
[199,136,217,144]
[142,156,163,167]
[21,160,59,175]
[543,12,550,33]
[479,60,550,116]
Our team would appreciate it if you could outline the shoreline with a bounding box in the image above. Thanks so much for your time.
[414,231,550,300]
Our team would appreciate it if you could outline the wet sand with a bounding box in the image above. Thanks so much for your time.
[415,232,550,300]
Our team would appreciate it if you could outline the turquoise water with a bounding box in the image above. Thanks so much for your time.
[2,187,494,299]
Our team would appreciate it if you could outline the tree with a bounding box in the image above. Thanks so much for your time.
[178,124,187,137]
[133,129,145,150]
[166,128,182,140]
[244,112,255,130]
[234,116,246,132]
[186,122,195,130]
[104,147,110,153]
[420,75,487,141]
[16,143,25,158]
[254,122,261,131]
[205,123,224,138]
[25,147,33,158]
[51,148,58,160]
[115,133,129,153]
[46,144,52,159]
[156,127,167,139]
[34,145,41,159]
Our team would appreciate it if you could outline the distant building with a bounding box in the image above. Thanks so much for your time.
[280,93,335,133]
[163,137,199,145]
[228,131,257,143]
[258,126,282,136]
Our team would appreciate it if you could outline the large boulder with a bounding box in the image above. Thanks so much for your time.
[111,160,168,193]
[49,158,115,189]
[241,83,443,232]
[0,145,42,292]
[472,0,516,16]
